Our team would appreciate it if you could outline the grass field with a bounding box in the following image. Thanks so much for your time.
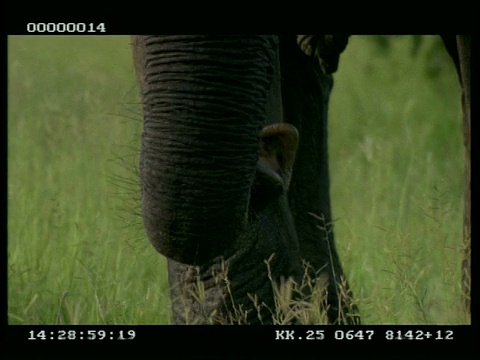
[8,35,468,325]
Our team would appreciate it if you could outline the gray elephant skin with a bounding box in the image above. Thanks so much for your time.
[132,35,357,325]
[132,34,471,324]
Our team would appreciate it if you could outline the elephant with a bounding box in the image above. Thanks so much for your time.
[132,35,358,325]
[132,34,470,324]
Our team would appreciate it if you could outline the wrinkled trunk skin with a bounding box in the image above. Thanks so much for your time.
[134,36,276,266]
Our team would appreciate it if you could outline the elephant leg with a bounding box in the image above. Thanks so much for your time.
[167,259,228,324]
[281,35,359,324]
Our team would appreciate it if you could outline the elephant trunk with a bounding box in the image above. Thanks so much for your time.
[133,35,277,265]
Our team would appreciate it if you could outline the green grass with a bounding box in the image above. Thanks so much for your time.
[7,35,468,325]
[330,36,466,324]
[8,36,170,324]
